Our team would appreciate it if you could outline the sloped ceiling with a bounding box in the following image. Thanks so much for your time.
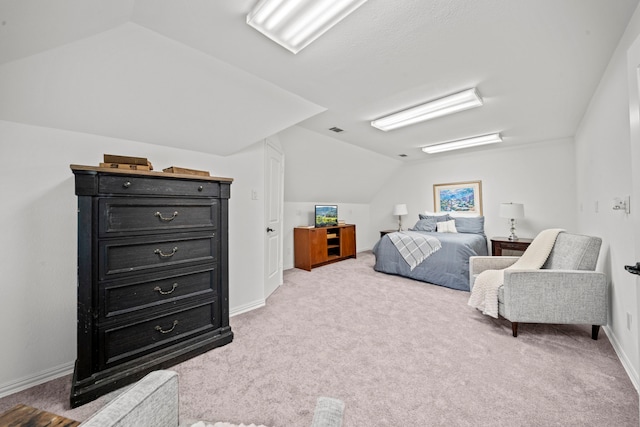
[0,1,324,156]
[0,0,638,159]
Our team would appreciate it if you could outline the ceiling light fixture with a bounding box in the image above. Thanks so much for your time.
[421,133,502,154]
[371,88,483,131]
[246,0,369,54]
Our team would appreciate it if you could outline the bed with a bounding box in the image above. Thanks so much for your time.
[372,214,488,291]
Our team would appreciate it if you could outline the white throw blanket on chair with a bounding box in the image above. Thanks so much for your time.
[467,228,564,318]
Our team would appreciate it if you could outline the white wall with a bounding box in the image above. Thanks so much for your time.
[575,2,640,389]
[223,141,268,315]
[0,120,266,396]
[368,139,578,251]
[278,125,401,269]
[278,126,401,204]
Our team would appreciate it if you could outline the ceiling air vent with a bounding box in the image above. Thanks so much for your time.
[329,127,344,133]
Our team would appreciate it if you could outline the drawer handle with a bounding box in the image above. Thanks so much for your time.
[155,320,178,334]
[198,185,203,192]
[154,211,179,221]
[154,283,178,295]
[154,247,178,258]
[122,181,131,188]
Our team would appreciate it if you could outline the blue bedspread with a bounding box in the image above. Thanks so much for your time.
[372,231,488,291]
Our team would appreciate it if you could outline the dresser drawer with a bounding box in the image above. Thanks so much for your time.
[100,302,219,368]
[99,175,220,197]
[99,233,217,279]
[101,268,218,319]
[99,198,219,236]
[500,242,525,250]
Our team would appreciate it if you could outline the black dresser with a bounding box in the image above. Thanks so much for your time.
[69,165,233,407]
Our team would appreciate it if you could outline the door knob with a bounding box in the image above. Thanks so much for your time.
[266,227,274,232]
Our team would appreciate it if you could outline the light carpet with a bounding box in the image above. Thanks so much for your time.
[0,251,637,426]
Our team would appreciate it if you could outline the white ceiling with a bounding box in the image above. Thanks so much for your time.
[1,0,638,160]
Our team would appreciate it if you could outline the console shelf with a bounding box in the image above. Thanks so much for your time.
[294,224,356,271]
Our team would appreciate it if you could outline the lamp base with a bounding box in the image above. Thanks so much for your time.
[508,218,518,241]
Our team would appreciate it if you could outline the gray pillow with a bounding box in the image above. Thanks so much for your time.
[453,216,485,234]
[418,213,450,222]
[410,218,437,232]
[412,214,451,232]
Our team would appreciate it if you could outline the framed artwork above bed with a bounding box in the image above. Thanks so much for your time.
[433,180,483,215]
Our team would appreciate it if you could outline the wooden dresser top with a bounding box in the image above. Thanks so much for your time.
[70,164,234,183]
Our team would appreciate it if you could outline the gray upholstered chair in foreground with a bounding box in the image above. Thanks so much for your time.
[80,370,344,427]
[469,232,607,339]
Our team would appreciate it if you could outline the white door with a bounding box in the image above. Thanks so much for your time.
[626,34,640,376]
[264,140,284,299]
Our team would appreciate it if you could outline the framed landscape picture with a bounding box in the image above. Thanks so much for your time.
[433,180,483,215]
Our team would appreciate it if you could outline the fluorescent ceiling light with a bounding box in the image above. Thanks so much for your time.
[421,133,502,154]
[371,88,483,131]
[247,0,368,54]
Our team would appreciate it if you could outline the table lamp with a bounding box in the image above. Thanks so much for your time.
[499,202,524,241]
[393,204,408,231]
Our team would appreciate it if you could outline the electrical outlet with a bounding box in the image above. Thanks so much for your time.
[251,189,258,200]
[627,312,632,331]
[594,201,599,213]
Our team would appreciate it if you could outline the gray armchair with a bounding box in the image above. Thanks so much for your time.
[469,232,607,339]
[80,370,344,427]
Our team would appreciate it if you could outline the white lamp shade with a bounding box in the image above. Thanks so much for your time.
[393,204,408,216]
[499,203,524,219]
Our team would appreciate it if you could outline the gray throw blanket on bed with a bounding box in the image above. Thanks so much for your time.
[388,231,442,271]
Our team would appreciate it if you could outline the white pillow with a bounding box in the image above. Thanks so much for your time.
[436,219,458,233]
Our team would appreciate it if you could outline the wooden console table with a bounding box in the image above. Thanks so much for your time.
[294,224,356,271]
[0,404,79,427]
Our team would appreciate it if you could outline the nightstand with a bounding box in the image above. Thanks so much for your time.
[380,229,397,238]
[491,237,533,256]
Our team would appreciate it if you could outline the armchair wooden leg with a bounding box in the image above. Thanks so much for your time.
[592,325,600,340]
[511,322,518,337]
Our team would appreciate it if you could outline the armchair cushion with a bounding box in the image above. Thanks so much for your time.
[542,233,601,270]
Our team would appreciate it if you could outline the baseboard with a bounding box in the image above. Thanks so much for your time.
[230,299,266,317]
[0,361,75,399]
[0,301,266,400]
[603,325,639,392]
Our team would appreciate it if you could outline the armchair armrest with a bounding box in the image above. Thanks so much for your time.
[311,397,345,427]
[80,371,179,427]
[469,256,520,290]
[501,269,607,324]
[470,256,520,275]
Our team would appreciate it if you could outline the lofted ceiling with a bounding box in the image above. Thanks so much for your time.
[0,0,638,160]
